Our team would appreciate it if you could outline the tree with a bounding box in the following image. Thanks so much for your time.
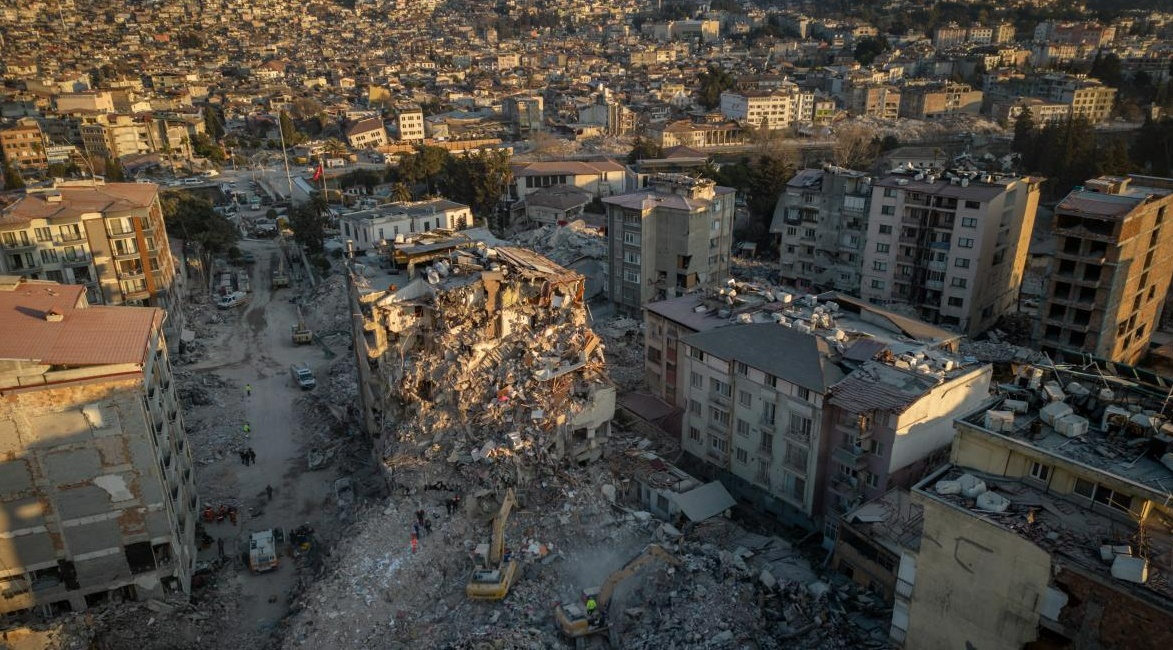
[399,145,450,194]
[831,124,880,169]
[1089,51,1122,87]
[2,163,24,191]
[853,36,889,66]
[288,198,330,253]
[192,133,225,162]
[391,182,413,203]
[279,110,298,146]
[203,106,225,140]
[697,65,736,110]
[440,149,513,221]
[626,136,663,164]
[103,158,125,182]
[1012,107,1036,157]
[161,193,238,254]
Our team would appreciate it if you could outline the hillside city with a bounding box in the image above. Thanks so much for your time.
[1,0,1173,649]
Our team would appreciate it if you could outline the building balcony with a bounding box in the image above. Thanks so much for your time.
[898,235,919,245]
[830,474,863,498]
[784,425,810,444]
[54,233,85,245]
[753,472,771,489]
[706,446,729,465]
[62,254,91,266]
[117,267,145,280]
[758,443,773,458]
[9,262,42,274]
[925,279,944,291]
[832,444,869,469]
[106,227,137,239]
[1,240,37,252]
[710,391,730,408]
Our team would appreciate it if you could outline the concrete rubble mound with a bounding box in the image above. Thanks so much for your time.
[511,219,606,267]
[357,245,617,491]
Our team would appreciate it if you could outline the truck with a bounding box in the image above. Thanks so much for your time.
[555,544,681,648]
[247,529,279,573]
[466,488,521,601]
[291,305,313,345]
[270,252,289,288]
[290,363,316,390]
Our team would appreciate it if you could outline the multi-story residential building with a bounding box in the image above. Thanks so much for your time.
[994,22,1016,43]
[338,198,472,252]
[509,160,628,203]
[345,117,388,149]
[578,96,637,137]
[932,24,968,49]
[860,171,1043,335]
[770,166,872,293]
[0,181,182,339]
[671,296,984,533]
[845,84,901,120]
[501,95,544,138]
[1062,79,1116,124]
[395,104,425,142]
[1036,175,1173,364]
[992,97,1072,127]
[898,364,1172,649]
[603,174,734,314]
[0,278,196,618]
[719,86,813,131]
[54,90,116,113]
[80,114,152,160]
[0,118,48,172]
[897,82,983,119]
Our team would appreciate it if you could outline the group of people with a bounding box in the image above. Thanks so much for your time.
[238,448,257,465]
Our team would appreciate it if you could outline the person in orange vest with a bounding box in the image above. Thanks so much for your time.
[410,533,419,554]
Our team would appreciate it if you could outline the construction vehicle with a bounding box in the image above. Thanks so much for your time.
[465,488,520,601]
[554,544,680,648]
[247,528,280,573]
[291,305,313,344]
[270,252,289,289]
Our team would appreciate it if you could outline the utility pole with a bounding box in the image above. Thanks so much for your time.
[276,112,295,203]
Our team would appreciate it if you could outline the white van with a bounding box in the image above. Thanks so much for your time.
[216,291,251,309]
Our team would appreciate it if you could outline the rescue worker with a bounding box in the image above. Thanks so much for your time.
[586,596,598,625]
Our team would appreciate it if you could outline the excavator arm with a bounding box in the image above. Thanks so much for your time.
[488,488,516,566]
[596,544,680,609]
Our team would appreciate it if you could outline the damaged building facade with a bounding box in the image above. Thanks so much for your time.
[0,278,196,619]
[898,365,1173,649]
[352,245,616,487]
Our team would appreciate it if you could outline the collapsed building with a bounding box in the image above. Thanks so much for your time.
[351,243,616,488]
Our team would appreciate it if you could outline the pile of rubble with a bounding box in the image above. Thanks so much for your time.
[511,220,606,267]
[300,274,352,336]
[593,316,646,392]
[175,370,248,467]
[358,246,617,492]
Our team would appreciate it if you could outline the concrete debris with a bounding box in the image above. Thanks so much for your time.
[511,219,605,267]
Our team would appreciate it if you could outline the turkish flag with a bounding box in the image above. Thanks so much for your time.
[312,164,323,181]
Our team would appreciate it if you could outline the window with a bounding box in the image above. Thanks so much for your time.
[784,443,808,470]
[878,224,893,234]
[689,427,701,442]
[736,361,748,376]
[710,407,730,426]
[34,227,52,242]
[691,372,703,388]
[950,278,967,288]
[881,205,895,215]
[786,227,797,237]
[871,441,884,458]
[947,297,964,307]
[40,249,58,263]
[870,279,885,289]
[1073,477,1096,498]
[735,447,748,464]
[789,413,811,440]
[964,200,981,209]
[954,258,970,268]
[872,261,888,271]
[962,217,977,228]
[866,473,879,488]
[1028,461,1050,482]
[623,269,640,283]
[646,347,661,363]
[709,435,729,453]
[875,243,890,253]
[623,250,641,264]
[623,231,638,245]
[710,378,731,397]
[957,237,974,248]
[689,399,702,416]
[736,419,750,436]
[884,188,897,198]
[796,386,810,401]
[760,431,774,454]
[739,390,752,407]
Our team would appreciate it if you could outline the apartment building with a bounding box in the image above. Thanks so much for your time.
[719,86,813,131]
[1063,80,1116,124]
[992,97,1072,127]
[395,104,425,142]
[897,82,983,119]
[0,181,182,340]
[1036,175,1173,364]
[932,24,967,49]
[344,117,388,149]
[897,365,1173,649]
[501,95,544,138]
[845,84,900,120]
[338,198,471,252]
[0,118,48,172]
[771,167,872,294]
[603,174,734,314]
[80,114,152,160]
[860,171,1043,335]
[0,278,196,619]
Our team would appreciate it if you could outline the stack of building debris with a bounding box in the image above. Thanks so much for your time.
[594,316,646,392]
[300,274,352,336]
[511,219,606,267]
[357,246,617,491]
[174,370,248,466]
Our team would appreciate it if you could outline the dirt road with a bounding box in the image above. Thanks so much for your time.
[190,238,339,635]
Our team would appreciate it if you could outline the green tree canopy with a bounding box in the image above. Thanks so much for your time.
[440,149,513,219]
[853,36,889,66]
[697,65,736,110]
[288,197,330,253]
[626,136,664,164]
[2,163,25,191]
[162,192,238,254]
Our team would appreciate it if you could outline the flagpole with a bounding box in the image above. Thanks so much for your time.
[277,112,294,202]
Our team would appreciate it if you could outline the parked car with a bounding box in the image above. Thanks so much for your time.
[216,291,250,309]
[290,364,316,390]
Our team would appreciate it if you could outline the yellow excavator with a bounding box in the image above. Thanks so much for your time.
[465,488,520,600]
[554,544,680,648]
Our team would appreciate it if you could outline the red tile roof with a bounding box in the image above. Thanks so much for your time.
[0,183,158,227]
[0,279,161,366]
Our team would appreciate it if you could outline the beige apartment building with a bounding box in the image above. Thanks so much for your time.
[719,86,814,131]
[0,278,196,619]
[0,118,48,172]
[1037,175,1173,364]
[603,174,734,314]
[395,104,425,142]
[860,172,1043,335]
[0,181,182,341]
[898,82,983,119]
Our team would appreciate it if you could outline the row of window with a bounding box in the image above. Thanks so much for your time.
[1028,461,1134,513]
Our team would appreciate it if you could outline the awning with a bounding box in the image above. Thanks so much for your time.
[675,481,736,522]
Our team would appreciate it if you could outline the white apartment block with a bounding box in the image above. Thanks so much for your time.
[395,104,425,142]
[859,172,1042,335]
[719,87,814,131]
